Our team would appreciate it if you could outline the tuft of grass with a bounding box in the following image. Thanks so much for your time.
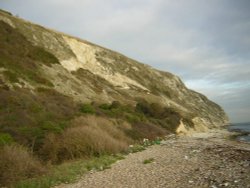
[15,155,121,188]
[127,144,145,153]
[143,158,154,164]
[0,144,45,187]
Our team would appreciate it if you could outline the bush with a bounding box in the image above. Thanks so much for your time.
[99,103,111,110]
[110,101,121,109]
[149,103,165,118]
[126,122,167,140]
[41,121,63,134]
[136,100,151,115]
[40,116,130,162]
[125,114,141,123]
[60,126,127,158]
[31,47,60,66]
[3,70,19,83]
[0,133,14,146]
[127,144,145,153]
[0,144,45,186]
[80,104,95,114]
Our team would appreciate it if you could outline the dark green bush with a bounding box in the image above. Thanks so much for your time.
[41,121,63,134]
[80,104,95,114]
[110,101,121,109]
[31,47,60,66]
[99,103,111,110]
[136,100,151,115]
[0,133,14,146]
[3,71,19,83]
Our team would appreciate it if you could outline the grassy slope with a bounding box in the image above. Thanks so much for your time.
[0,20,185,187]
[2,9,226,187]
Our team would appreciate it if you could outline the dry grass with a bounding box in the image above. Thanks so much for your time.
[72,116,131,142]
[61,125,128,158]
[0,144,45,186]
[126,122,168,140]
[41,116,131,163]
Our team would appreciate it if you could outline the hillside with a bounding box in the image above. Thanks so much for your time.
[0,9,229,186]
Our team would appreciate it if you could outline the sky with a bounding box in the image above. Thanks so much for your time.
[1,0,250,123]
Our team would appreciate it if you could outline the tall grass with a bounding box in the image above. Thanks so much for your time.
[41,116,131,163]
[15,155,122,188]
[0,144,45,186]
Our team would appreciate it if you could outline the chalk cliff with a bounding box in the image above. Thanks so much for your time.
[0,9,229,134]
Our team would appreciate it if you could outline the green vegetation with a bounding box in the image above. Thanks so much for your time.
[0,21,58,86]
[2,70,19,83]
[127,144,146,153]
[14,155,121,188]
[0,87,76,153]
[0,133,14,145]
[0,15,194,188]
[0,144,45,186]
[79,103,95,114]
[0,89,183,186]
[31,47,60,66]
[143,158,154,164]
[0,76,187,187]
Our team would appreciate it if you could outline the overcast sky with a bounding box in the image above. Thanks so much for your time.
[1,0,250,123]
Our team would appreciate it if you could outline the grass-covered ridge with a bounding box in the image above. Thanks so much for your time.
[0,9,228,187]
[0,15,192,187]
[0,85,185,186]
[0,21,58,87]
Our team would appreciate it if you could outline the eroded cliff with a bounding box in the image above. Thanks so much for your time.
[0,9,228,134]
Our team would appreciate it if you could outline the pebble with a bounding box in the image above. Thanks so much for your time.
[56,132,250,188]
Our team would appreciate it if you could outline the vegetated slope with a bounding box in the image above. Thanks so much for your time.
[0,9,229,186]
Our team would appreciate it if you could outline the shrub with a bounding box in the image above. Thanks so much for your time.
[31,47,60,66]
[126,122,167,140]
[99,103,111,110]
[41,121,63,134]
[125,114,141,123]
[127,144,145,153]
[59,126,128,160]
[0,144,45,186]
[0,133,14,146]
[136,100,151,115]
[40,116,130,162]
[110,101,121,109]
[149,103,165,118]
[3,70,19,83]
[79,104,95,114]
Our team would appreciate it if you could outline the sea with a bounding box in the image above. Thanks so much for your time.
[228,122,250,143]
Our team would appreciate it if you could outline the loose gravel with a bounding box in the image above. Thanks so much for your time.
[57,130,250,188]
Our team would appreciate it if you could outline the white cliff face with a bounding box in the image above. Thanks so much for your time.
[62,36,148,91]
[176,118,209,135]
[0,14,15,28]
